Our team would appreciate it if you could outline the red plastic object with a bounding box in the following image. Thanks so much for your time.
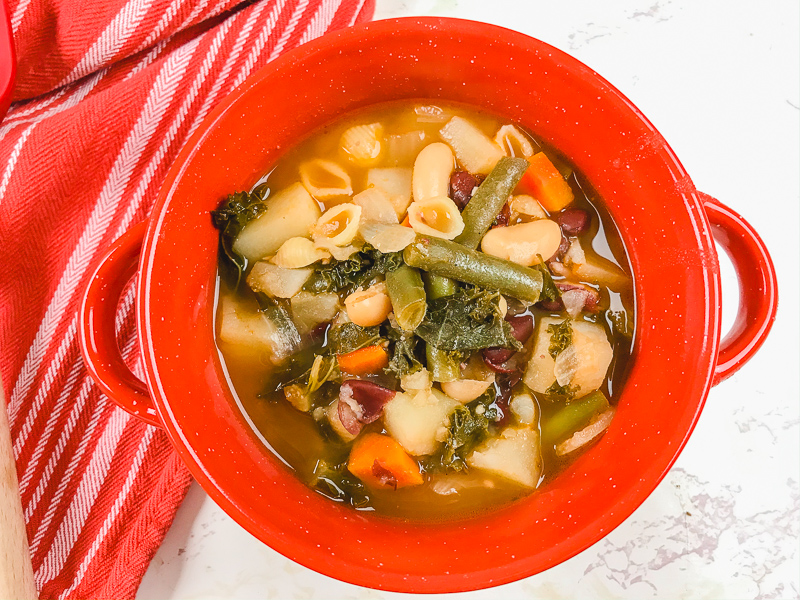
[0,0,15,121]
[79,18,778,593]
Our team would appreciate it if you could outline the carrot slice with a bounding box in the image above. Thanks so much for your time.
[348,433,423,489]
[518,152,574,212]
[337,345,389,375]
[400,214,412,227]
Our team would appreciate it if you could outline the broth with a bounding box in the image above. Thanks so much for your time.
[214,100,635,521]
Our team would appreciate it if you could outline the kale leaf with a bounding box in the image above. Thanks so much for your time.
[384,327,424,378]
[414,286,523,351]
[284,354,340,400]
[426,393,499,473]
[606,310,633,341]
[327,322,381,355]
[535,259,561,304]
[547,319,572,359]
[544,380,579,400]
[304,246,404,294]
[211,189,268,288]
[310,460,370,508]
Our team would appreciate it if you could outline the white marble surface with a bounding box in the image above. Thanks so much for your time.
[137,1,800,598]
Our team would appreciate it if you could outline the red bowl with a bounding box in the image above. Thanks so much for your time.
[79,18,777,593]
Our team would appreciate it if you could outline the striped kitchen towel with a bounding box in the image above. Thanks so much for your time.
[0,0,374,597]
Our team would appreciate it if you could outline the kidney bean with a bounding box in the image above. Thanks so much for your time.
[309,321,330,344]
[556,208,591,235]
[371,460,398,490]
[557,282,600,313]
[482,314,533,372]
[337,400,363,436]
[493,372,522,427]
[507,314,534,343]
[537,298,563,312]
[555,234,571,259]
[492,202,511,227]
[482,348,516,373]
[449,171,482,210]
[536,282,601,314]
[339,380,396,424]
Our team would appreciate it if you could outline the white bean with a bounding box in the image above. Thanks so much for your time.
[412,142,454,202]
[441,378,494,404]
[480,219,562,266]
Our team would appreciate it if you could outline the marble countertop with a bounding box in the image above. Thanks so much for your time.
[137,1,800,598]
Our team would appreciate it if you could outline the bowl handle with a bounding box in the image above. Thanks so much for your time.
[700,192,778,386]
[79,221,162,427]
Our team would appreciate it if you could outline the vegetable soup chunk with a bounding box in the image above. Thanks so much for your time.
[211,100,635,520]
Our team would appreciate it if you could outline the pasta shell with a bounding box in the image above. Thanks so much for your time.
[494,125,536,159]
[359,222,416,253]
[299,159,353,201]
[352,187,398,224]
[407,196,465,240]
[271,237,330,269]
[314,239,361,261]
[313,203,362,246]
[340,123,384,167]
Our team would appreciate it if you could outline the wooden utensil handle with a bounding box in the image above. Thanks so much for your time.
[0,384,37,600]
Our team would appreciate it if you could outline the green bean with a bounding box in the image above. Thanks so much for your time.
[385,265,427,331]
[540,390,610,448]
[403,235,543,303]
[422,272,458,300]
[455,156,529,249]
[425,344,460,383]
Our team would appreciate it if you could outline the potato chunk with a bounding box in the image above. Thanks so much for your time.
[523,316,561,394]
[367,168,413,218]
[247,262,312,299]
[232,183,321,263]
[217,295,296,364]
[554,321,613,396]
[467,427,542,488]
[383,389,459,456]
[290,292,340,334]
[524,318,613,400]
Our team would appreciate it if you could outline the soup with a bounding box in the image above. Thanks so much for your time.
[211,101,634,520]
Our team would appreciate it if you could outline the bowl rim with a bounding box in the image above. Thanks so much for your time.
[138,16,719,592]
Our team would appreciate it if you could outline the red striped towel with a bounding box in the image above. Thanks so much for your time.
[0,0,374,597]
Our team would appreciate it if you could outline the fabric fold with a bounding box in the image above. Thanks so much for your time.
[0,0,374,597]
